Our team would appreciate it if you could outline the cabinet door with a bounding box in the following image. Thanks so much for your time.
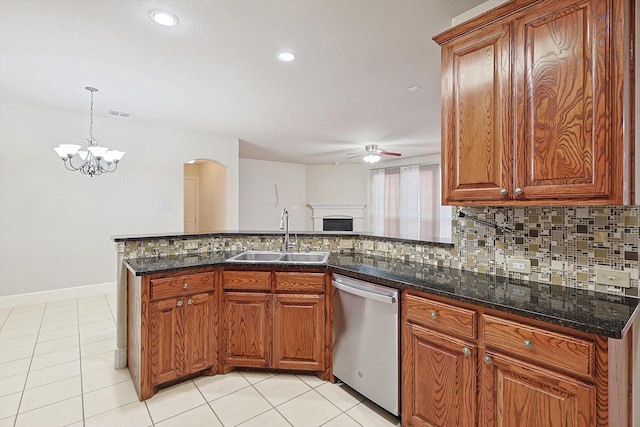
[272,294,325,371]
[402,323,476,427]
[513,0,612,202]
[481,350,595,427]
[149,298,184,386]
[184,292,216,375]
[222,292,271,368]
[441,22,512,204]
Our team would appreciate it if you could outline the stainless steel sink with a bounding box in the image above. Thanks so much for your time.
[228,251,282,262]
[226,250,329,265]
[279,252,329,263]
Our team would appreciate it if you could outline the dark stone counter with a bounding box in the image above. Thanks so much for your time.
[123,252,638,339]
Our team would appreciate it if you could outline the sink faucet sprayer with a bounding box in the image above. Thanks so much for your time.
[279,208,289,252]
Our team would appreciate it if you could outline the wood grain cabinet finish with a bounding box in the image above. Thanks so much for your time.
[402,323,476,427]
[273,294,325,371]
[222,292,271,368]
[221,269,328,377]
[401,291,631,427]
[128,269,216,401]
[481,350,596,427]
[435,0,634,205]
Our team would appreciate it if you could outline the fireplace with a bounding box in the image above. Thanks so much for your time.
[309,203,366,232]
[323,218,353,231]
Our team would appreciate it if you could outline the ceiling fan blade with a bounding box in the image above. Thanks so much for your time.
[379,151,402,157]
[346,154,362,159]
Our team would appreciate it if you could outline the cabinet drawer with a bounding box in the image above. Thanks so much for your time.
[151,273,214,301]
[223,271,271,291]
[275,272,325,293]
[483,315,594,377]
[404,294,476,339]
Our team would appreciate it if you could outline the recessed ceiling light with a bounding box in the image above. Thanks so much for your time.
[276,52,296,62]
[150,11,178,26]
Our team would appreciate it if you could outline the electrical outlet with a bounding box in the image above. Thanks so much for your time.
[184,240,199,250]
[596,268,630,288]
[508,258,531,274]
[362,241,374,250]
[377,242,388,252]
[340,240,354,249]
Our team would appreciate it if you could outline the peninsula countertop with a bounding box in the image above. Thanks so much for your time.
[123,251,639,339]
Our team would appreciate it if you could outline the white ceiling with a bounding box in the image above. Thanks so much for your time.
[0,0,485,164]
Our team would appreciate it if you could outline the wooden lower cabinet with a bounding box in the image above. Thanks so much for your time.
[402,323,476,427]
[222,292,271,368]
[221,269,328,376]
[401,291,630,427]
[273,294,325,371]
[128,269,216,400]
[481,350,595,427]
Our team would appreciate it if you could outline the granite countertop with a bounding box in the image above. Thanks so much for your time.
[124,252,639,339]
[111,230,454,247]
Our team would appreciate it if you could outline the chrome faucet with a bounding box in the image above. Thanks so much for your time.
[279,208,290,252]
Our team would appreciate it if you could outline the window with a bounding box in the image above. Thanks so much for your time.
[370,163,452,239]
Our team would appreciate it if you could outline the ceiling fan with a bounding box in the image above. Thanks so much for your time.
[347,144,402,163]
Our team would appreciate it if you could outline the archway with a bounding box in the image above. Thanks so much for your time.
[184,160,228,232]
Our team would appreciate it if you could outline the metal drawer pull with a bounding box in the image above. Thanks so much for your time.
[430,311,437,319]
[514,187,524,196]
[187,298,193,305]
[500,188,508,196]
[176,300,183,307]
[183,283,189,289]
[463,347,471,356]
[523,339,534,349]
[484,355,492,364]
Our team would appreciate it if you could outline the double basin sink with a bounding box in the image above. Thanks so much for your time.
[226,250,330,265]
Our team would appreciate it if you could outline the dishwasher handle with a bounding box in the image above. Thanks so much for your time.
[332,279,397,304]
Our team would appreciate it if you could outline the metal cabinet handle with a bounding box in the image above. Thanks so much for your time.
[187,298,193,305]
[430,311,437,319]
[463,346,471,356]
[484,355,492,364]
[500,188,508,196]
[514,187,524,196]
[176,299,183,307]
[524,339,534,349]
[183,283,189,289]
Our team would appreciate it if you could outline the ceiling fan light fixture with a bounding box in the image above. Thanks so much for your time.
[363,154,381,163]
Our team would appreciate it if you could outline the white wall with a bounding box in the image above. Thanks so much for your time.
[239,158,306,231]
[0,101,239,297]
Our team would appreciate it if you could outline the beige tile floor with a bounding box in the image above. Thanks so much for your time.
[0,294,400,427]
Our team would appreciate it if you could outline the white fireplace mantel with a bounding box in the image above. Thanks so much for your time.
[308,203,366,231]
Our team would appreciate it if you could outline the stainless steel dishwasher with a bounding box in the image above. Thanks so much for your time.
[332,274,399,416]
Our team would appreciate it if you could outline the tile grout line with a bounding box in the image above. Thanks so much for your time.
[12,304,46,427]
[76,298,86,427]
[245,375,294,427]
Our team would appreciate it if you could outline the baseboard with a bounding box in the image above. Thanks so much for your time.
[114,347,128,369]
[0,282,116,309]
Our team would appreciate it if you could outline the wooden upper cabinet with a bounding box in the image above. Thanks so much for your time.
[435,0,634,205]
[440,22,512,203]
[514,0,609,202]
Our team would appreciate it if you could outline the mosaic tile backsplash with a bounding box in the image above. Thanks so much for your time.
[452,206,639,296]
[120,205,639,297]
